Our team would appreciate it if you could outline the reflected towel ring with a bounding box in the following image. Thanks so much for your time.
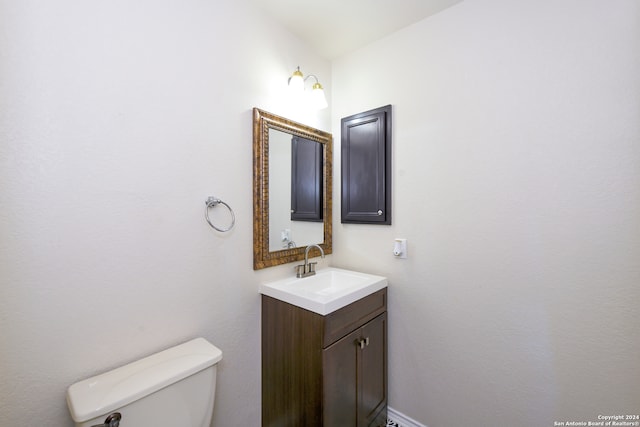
[204,196,235,232]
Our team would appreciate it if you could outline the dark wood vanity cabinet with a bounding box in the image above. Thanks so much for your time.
[262,288,387,427]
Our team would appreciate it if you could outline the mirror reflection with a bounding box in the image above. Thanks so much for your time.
[253,108,332,270]
[269,128,324,251]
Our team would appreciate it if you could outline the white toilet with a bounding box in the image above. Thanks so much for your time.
[66,337,223,427]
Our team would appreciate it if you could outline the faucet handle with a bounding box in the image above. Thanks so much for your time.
[295,264,306,278]
[308,262,317,273]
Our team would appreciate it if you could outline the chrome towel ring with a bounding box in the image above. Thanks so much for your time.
[204,196,235,232]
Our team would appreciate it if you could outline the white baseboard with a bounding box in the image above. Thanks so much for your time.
[387,407,427,427]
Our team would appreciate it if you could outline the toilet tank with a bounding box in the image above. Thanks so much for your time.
[66,338,223,427]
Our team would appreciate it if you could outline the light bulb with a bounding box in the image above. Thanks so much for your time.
[288,68,304,93]
[310,82,328,110]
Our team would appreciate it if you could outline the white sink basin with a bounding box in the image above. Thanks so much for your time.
[260,267,387,315]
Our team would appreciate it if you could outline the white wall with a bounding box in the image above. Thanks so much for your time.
[332,1,640,426]
[0,0,330,425]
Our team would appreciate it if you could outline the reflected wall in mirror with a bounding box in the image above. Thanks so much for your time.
[253,108,332,270]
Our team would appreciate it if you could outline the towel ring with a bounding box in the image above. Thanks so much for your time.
[204,196,235,232]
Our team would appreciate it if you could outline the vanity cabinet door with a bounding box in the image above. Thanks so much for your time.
[360,313,387,427]
[323,328,359,426]
[323,313,387,427]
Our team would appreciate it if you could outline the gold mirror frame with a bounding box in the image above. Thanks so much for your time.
[253,108,332,270]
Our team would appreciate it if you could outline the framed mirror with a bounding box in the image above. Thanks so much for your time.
[253,108,332,270]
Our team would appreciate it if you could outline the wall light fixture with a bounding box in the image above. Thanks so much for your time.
[287,66,328,110]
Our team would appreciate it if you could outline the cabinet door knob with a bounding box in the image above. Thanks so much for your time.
[355,337,370,349]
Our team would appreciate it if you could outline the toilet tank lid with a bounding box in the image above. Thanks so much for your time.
[66,337,223,422]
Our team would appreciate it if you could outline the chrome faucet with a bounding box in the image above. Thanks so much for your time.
[296,244,325,278]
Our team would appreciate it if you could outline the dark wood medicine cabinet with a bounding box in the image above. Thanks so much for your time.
[341,105,392,225]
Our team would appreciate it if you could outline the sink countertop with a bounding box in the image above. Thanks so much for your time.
[259,267,388,315]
